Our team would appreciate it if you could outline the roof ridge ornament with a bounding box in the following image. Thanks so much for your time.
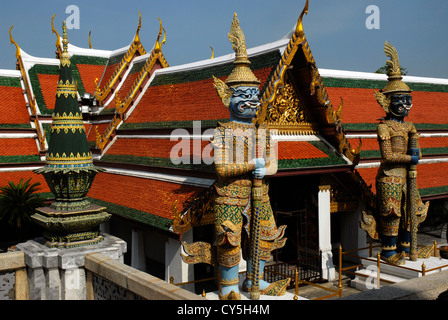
[89,30,93,49]
[8,25,21,59]
[51,14,62,58]
[134,10,142,43]
[295,0,309,37]
[154,17,166,53]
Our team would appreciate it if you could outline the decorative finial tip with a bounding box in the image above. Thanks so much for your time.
[60,21,71,66]
[62,21,69,51]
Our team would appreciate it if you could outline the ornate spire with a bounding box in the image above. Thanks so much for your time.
[32,22,109,248]
[35,21,101,176]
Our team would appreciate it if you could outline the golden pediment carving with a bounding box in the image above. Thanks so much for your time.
[262,75,318,134]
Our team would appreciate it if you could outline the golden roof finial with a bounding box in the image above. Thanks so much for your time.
[295,0,309,37]
[154,17,166,53]
[8,25,21,60]
[210,46,214,59]
[89,30,93,49]
[51,14,62,57]
[134,10,142,43]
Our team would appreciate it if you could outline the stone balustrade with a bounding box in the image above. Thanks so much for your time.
[1,235,203,300]
[85,252,202,300]
[0,251,28,300]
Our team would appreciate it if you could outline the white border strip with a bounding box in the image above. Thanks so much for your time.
[319,68,448,85]
[103,166,215,188]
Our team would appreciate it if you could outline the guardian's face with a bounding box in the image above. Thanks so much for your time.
[389,94,412,118]
[229,86,260,119]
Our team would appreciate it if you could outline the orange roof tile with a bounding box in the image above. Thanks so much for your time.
[0,170,50,193]
[0,138,39,157]
[106,138,210,159]
[88,172,203,220]
[106,71,140,110]
[0,86,29,125]
[357,162,448,195]
[76,64,106,95]
[277,141,329,160]
[37,73,59,112]
[125,67,274,124]
[100,63,119,90]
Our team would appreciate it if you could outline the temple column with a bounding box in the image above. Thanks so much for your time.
[165,230,194,291]
[318,185,336,281]
[131,228,146,271]
[341,201,368,260]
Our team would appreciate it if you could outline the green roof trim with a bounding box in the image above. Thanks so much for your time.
[359,147,448,159]
[86,197,173,231]
[278,141,347,170]
[0,155,40,164]
[0,123,32,129]
[342,122,448,131]
[359,150,380,158]
[129,59,147,74]
[0,76,21,88]
[322,77,448,93]
[107,51,127,66]
[421,147,448,155]
[101,154,214,172]
[420,185,448,197]
[414,123,448,130]
[120,119,228,130]
[70,55,109,66]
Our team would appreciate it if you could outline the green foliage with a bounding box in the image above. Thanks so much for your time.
[375,63,407,76]
[0,178,44,242]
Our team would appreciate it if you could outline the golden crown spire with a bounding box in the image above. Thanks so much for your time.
[223,13,260,88]
[380,41,411,95]
[374,41,411,113]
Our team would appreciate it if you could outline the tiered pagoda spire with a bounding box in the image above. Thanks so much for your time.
[32,22,110,248]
